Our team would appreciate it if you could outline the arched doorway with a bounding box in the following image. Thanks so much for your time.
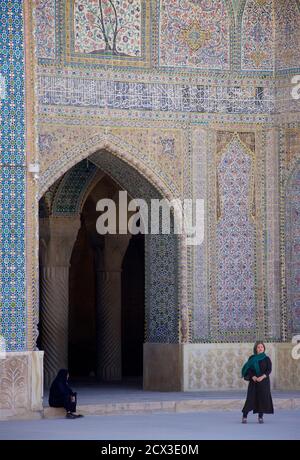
[67,174,145,381]
[38,146,182,391]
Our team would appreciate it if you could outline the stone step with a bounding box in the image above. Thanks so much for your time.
[43,397,300,418]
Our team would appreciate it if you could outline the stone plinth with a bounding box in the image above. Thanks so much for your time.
[143,343,183,391]
[0,351,44,420]
[182,343,300,391]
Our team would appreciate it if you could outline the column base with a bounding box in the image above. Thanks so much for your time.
[143,343,182,391]
[0,351,44,420]
[97,366,122,382]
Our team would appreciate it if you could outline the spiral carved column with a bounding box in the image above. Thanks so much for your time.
[39,217,81,388]
[92,234,131,381]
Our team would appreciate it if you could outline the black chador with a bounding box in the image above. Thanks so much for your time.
[241,352,274,417]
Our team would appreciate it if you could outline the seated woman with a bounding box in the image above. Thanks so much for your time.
[49,369,83,419]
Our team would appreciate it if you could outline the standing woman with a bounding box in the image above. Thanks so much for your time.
[241,341,274,423]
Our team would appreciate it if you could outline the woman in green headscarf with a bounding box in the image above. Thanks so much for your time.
[241,341,274,424]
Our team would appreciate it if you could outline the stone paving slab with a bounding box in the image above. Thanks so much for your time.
[43,383,300,405]
[43,395,300,418]
[0,410,300,440]
[2,384,299,421]
[40,384,300,418]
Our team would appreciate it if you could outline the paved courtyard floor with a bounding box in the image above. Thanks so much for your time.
[0,410,299,440]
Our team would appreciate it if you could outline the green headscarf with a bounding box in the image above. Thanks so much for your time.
[241,352,266,378]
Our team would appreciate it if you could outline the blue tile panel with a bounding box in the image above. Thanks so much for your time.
[0,0,26,350]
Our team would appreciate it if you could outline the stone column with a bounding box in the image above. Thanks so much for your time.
[91,234,131,381]
[39,217,81,388]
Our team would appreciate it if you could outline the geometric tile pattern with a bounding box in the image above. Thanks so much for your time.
[191,128,209,341]
[0,0,26,351]
[275,0,300,72]
[205,130,267,343]
[38,125,101,175]
[265,129,281,341]
[89,150,164,204]
[146,232,179,343]
[35,0,56,60]
[36,0,300,76]
[280,129,300,341]
[52,160,97,215]
[241,0,274,72]
[107,126,183,196]
[285,164,300,335]
[216,137,256,332]
[159,0,231,70]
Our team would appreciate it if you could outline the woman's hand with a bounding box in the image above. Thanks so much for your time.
[256,374,266,382]
[252,376,257,382]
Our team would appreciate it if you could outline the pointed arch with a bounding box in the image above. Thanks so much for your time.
[39,132,180,205]
[38,132,189,344]
[51,160,98,216]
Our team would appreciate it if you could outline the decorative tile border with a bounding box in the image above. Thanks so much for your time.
[0,0,26,351]
[52,160,97,215]
[25,0,39,352]
[264,127,281,340]
[191,127,209,342]
[37,73,275,115]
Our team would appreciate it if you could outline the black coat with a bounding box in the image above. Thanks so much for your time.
[49,369,75,408]
[242,356,274,415]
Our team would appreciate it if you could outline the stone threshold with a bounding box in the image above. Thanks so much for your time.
[43,396,300,419]
[2,396,299,421]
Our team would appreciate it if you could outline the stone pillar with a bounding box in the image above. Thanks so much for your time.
[39,217,81,388]
[91,234,131,381]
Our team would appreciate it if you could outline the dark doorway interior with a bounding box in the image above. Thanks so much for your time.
[68,214,145,379]
[121,233,145,378]
[68,215,96,377]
